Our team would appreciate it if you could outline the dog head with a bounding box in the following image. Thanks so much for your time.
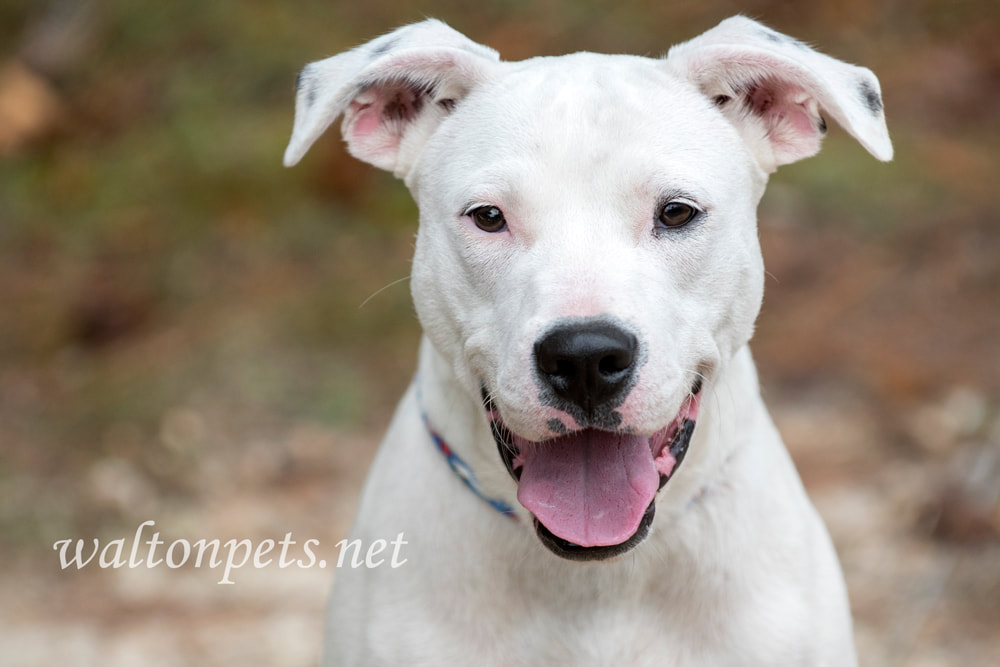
[285,17,891,559]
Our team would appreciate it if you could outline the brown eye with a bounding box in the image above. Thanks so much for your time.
[656,201,697,229]
[470,205,507,233]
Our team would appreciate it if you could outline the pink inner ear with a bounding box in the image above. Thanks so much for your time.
[349,102,382,139]
[343,80,434,171]
[747,80,822,164]
[749,85,776,114]
[344,96,403,169]
[784,105,817,136]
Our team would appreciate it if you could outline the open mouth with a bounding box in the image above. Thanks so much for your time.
[488,379,702,561]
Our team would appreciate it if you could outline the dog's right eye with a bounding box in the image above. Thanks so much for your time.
[468,205,507,233]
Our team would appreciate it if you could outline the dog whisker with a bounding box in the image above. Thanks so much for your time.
[358,275,411,309]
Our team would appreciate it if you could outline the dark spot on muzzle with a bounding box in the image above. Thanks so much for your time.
[659,418,696,490]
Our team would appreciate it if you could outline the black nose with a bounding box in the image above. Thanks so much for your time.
[534,320,638,413]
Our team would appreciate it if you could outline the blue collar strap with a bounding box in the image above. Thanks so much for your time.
[417,384,519,521]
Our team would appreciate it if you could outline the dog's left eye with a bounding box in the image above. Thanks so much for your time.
[656,201,698,229]
[468,205,507,233]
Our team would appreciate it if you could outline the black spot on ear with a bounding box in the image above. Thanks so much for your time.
[437,98,457,112]
[758,27,809,50]
[818,114,827,134]
[858,79,883,114]
[372,37,398,57]
[760,28,784,44]
[296,67,316,107]
[713,94,731,107]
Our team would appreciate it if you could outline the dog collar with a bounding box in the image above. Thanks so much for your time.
[417,382,519,521]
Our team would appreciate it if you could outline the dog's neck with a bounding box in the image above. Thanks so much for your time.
[416,376,520,520]
[415,336,770,530]
[415,337,527,519]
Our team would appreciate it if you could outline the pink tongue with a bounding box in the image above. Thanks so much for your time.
[515,431,659,548]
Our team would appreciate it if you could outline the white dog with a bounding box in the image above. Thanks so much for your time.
[284,16,891,666]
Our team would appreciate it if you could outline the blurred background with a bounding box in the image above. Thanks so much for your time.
[0,0,997,665]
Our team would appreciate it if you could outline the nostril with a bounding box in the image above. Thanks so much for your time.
[598,351,632,376]
[538,356,574,378]
[554,359,576,378]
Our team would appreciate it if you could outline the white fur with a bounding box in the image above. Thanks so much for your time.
[284,16,891,666]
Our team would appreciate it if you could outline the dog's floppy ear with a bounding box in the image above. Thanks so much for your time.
[283,19,499,178]
[666,16,892,172]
